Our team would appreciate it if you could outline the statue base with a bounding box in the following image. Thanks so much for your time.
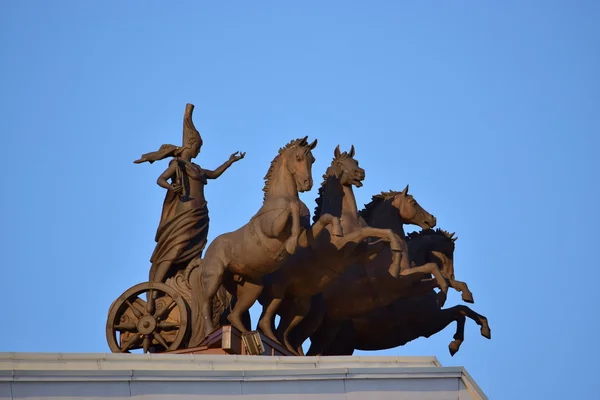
[0,352,488,399]
[168,326,296,356]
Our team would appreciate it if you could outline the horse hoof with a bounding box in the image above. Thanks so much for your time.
[257,324,281,345]
[481,326,491,339]
[448,341,461,356]
[462,292,474,303]
[285,240,298,255]
[388,263,401,278]
[332,225,343,237]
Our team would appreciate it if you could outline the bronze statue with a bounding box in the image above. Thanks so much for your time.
[277,187,451,354]
[106,103,245,354]
[187,137,344,347]
[134,103,245,283]
[256,149,439,354]
[106,105,491,357]
[305,229,491,356]
[321,294,491,356]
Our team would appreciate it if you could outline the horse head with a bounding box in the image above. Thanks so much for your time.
[283,136,318,193]
[263,136,318,199]
[330,144,365,188]
[391,185,437,230]
[407,228,457,281]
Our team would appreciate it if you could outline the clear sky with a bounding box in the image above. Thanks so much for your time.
[1,1,598,398]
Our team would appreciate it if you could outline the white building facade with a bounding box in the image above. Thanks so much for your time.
[0,353,487,399]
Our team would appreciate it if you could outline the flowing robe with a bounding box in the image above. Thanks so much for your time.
[148,157,210,281]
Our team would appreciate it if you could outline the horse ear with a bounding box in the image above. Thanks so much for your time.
[334,145,341,158]
[453,236,458,242]
[349,145,355,157]
[401,184,409,195]
[301,135,309,145]
[309,138,318,150]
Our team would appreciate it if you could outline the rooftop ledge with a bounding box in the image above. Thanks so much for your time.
[0,352,486,399]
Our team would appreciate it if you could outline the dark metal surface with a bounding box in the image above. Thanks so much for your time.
[106,103,491,356]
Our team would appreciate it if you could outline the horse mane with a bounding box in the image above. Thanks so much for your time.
[262,137,311,201]
[312,150,352,223]
[358,190,400,223]
[406,228,457,245]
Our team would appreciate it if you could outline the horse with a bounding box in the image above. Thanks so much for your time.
[305,229,489,356]
[187,136,343,347]
[320,292,492,356]
[257,147,441,354]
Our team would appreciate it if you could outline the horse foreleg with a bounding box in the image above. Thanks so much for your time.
[363,240,387,262]
[228,279,264,333]
[298,213,343,248]
[449,279,474,303]
[321,213,343,237]
[285,201,301,255]
[399,262,449,296]
[339,227,406,277]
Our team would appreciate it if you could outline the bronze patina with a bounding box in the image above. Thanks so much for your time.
[106,103,491,356]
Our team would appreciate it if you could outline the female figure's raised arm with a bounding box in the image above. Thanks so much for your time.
[205,151,246,179]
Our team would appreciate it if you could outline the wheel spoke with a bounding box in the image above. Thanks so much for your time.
[154,299,176,320]
[143,335,151,353]
[153,331,169,349]
[146,290,155,315]
[114,322,137,332]
[125,299,143,319]
[120,334,142,352]
[158,321,179,331]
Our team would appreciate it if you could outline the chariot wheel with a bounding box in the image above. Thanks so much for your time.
[106,282,188,353]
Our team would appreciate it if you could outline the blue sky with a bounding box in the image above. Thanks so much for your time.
[1,1,598,398]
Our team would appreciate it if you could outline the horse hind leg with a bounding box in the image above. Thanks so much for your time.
[228,279,264,333]
[322,321,355,356]
[416,308,466,356]
[257,295,284,344]
[453,305,491,339]
[449,314,466,356]
[307,317,344,356]
[276,297,311,355]
[289,296,327,353]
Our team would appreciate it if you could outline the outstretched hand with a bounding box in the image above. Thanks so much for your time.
[229,151,246,163]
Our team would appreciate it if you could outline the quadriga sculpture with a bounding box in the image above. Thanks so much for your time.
[257,147,439,355]
[187,137,344,347]
[307,230,491,356]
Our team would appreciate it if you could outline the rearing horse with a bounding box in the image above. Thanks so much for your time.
[187,137,343,346]
[258,146,423,354]
[286,188,448,353]
[308,230,491,356]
